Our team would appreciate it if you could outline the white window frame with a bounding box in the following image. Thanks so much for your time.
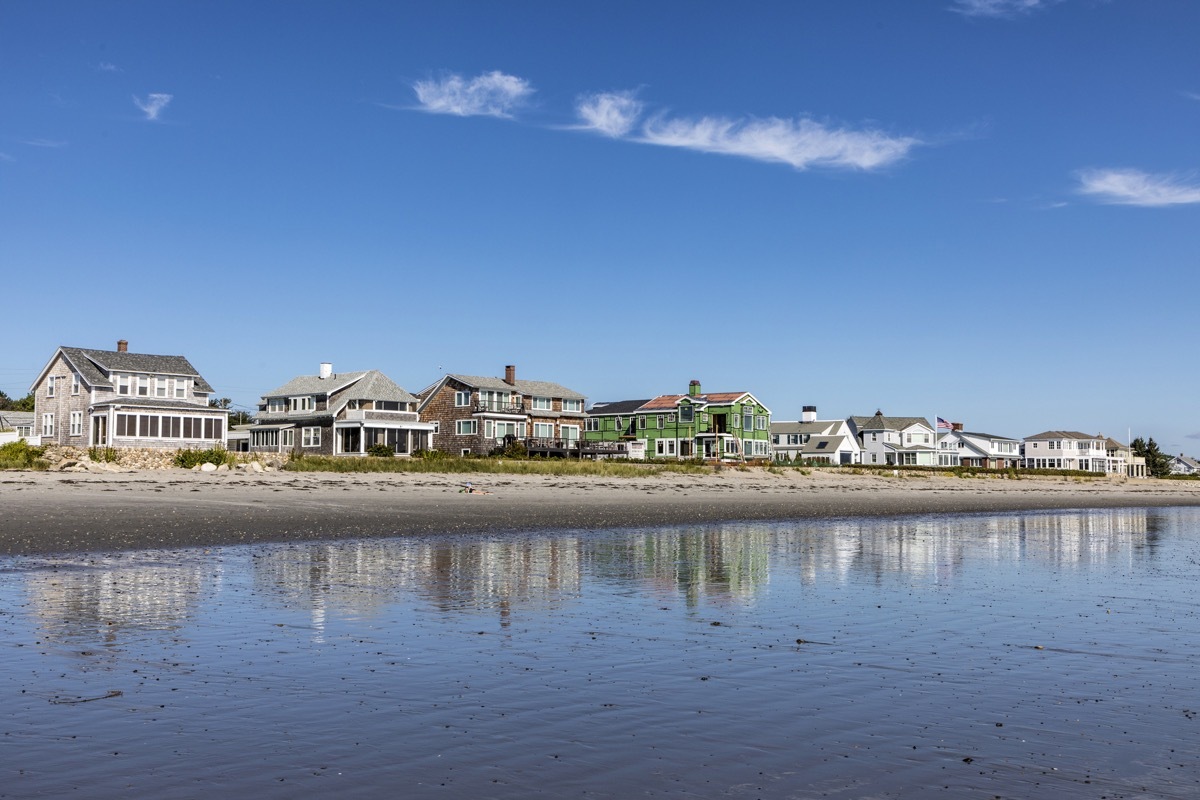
[456,419,478,436]
[175,379,188,399]
[290,396,315,412]
[117,374,131,395]
[454,390,471,407]
[137,376,150,396]
[561,424,580,441]
[657,415,664,429]
[531,396,552,411]
[71,373,81,395]
[42,413,55,437]
[69,411,83,436]
[585,418,600,432]
[533,422,554,438]
[46,376,55,397]
[281,428,295,448]
[562,399,582,413]
[302,427,321,447]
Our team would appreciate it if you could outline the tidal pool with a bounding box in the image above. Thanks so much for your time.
[2,507,1198,798]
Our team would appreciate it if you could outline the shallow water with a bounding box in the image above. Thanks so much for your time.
[2,507,1199,798]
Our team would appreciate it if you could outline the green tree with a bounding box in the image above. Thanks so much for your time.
[209,397,252,426]
[1132,436,1173,478]
[0,391,35,412]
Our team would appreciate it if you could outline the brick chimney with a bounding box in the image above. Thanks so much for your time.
[117,339,128,353]
[688,380,702,397]
[952,422,964,432]
[504,365,516,385]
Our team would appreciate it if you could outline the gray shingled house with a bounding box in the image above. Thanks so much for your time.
[416,365,587,456]
[249,363,433,457]
[29,340,228,449]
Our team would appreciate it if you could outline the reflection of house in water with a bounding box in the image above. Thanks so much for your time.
[251,537,584,628]
[585,525,773,606]
[414,538,582,625]
[23,555,210,644]
[782,509,1159,585]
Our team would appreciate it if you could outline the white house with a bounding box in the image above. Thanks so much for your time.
[850,411,937,466]
[1169,454,1200,476]
[1022,431,1115,473]
[771,406,860,464]
[936,423,1022,469]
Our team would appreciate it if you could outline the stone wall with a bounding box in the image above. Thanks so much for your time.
[39,445,287,473]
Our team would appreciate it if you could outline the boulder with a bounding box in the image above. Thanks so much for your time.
[200,462,218,472]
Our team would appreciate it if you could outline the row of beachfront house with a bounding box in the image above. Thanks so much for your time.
[11,341,1173,475]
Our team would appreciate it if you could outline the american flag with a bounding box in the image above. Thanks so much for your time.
[937,417,953,430]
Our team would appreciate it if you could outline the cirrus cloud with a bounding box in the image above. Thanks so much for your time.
[951,0,1050,18]
[413,71,533,118]
[574,91,918,171]
[575,91,644,138]
[638,114,919,171]
[133,93,173,121]
[1076,168,1200,207]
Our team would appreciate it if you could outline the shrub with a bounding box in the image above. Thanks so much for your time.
[0,440,48,471]
[174,446,234,469]
[366,443,394,458]
[88,446,119,463]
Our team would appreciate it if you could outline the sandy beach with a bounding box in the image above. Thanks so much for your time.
[2,468,1199,556]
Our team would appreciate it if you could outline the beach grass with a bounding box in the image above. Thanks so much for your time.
[283,454,713,477]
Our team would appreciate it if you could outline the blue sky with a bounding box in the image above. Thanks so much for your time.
[3,1,1198,450]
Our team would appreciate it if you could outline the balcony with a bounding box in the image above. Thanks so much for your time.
[474,402,526,415]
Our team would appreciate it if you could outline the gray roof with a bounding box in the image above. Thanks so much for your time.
[771,420,840,436]
[852,413,932,432]
[446,373,586,401]
[1024,430,1102,441]
[587,399,652,416]
[58,346,215,393]
[261,369,417,404]
[0,411,34,427]
[958,430,1020,442]
[802,435,851,454]
[91,396,230,413]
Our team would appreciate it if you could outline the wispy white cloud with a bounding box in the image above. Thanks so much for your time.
[97,61,121,73]
[1077,168,1200,207]
[0,152,14,163]
[637,114,919,171]
[575,91,644,138]
[1183,91,1200,102]
[573,91,916,171]
[22,139,67,148]
[133,93,173,121]
[412,71,533,118]
[951,0,1049,18]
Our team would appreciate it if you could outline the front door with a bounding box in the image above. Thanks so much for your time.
[91,415,107,446]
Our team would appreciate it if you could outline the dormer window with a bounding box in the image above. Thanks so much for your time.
[267,398,287,413]
[290,396,315,412]
[117,374,131,395]
[532,397,552,411]
[175,380,188,399]
[563,399,582,413]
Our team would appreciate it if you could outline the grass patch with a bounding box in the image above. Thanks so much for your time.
[284,453,713,477]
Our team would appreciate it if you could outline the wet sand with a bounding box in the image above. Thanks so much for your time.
[4,468,1200,556]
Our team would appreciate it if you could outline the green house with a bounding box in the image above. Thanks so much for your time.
[584,380,771,461]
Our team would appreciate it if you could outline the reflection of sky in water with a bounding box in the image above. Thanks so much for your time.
[2,507,1195,799]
